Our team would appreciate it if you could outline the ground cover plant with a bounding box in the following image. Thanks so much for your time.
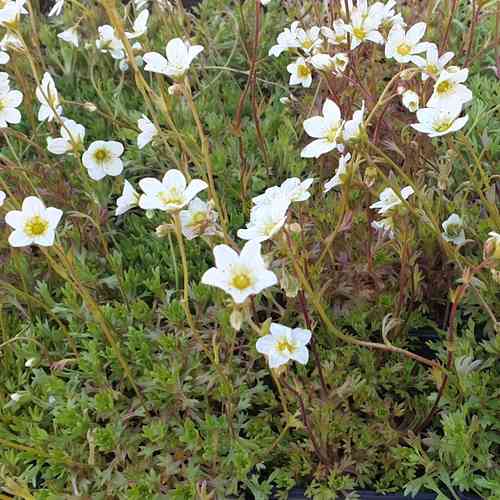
[0,0,499,497]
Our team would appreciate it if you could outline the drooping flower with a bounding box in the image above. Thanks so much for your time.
[116,180,139,216]
[179,197,218,240]
[441,213,465,245]
[201,240,277,304]
[370,186,414,215]
[57,26,79,47]
[137,114,157,149]
[143,38,203,79]
[48,0,64,16]
[287,57,312,88]
[268,21,300,57]
[36,72,63,123]
[0,87,22,127]
[427,68,472,109]
[411,43,454,81]
[96,25,125,60]
[82,140,124,180]
[343,101,365,142]
[47,118,85,154]
[5,196,62,247]
[345,0,384,49]
[138,169,207,212]
[321,20,348,45]
[125,9,149,39]
[402,90,419,112]
[252,177,314,206]
[411,105,468,137]
[256,323,311,368]
[384,22,428,63]
[324,153,351,192]
[301,99,344,158]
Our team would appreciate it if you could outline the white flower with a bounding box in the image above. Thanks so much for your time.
[252,177,314,206]
[371,0,405,30]
[82,140,124,180]
[10,392,22,402]
[486,231,500,260]
[201,240,277,304]
[411,43,454,81]
[321,20,348,45]
[345,0,384,49]
[125,9,149,39]
[36,72,63,123]
[96,25,125,60]
[48,0,64,16]
[143,38,203,79]
[427,68,472,109]
[256,323,311,368]
[385,23,428,63]
[116,180,139,216]
[0,87,22,127]
[179,197,218,240]
[295,26,322,54]
[268,21,300,57]
[324,153,351,192]
[370,186,414,215]
[237,197,290,243]
[25,357,36,367]
[442,213,465,245]
[47,118,85,154]
[343,101,365,141]
[301,99,344,158]
[310,52,348,74]
[5,196,62,247]
[0,32,23,51]
[0,0,27,26]
[57,27,79,47]
[402,90,419,112]
[371,216,394,238]
[287,57,312,88]
[0,72,10,92]
[137,114,157,149]
[0,190,5,206]
[0,49,9,64]
[411,105,468,137]
[138,169,207,212]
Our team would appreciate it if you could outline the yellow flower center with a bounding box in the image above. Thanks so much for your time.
[231,273,251,290]
[93,148,110,163]
[24,215,49,237]
[436,79,453,95]
[335,34,345,43]
[297,64,311,79]
[302,39,313,50]
[0,99,4,112]
[353,27,366,40]
[326,126,339,143]
[434,120,452,133]
[192,211,207,224]
[276,339,295,354]
[397,43,412,56]
[158,190,183,207]
[445,223,461,238]
[426,64,438,76]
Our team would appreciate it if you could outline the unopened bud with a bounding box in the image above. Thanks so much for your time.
[83,102,97,112]
[230,308,244,331]
[484,232,500,260]
[155,224,172,238]
[168,83,184,96]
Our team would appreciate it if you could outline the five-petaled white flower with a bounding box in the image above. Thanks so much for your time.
[295,25,322,54]
[96,25,125,60]
[256,323,311,368]
[385,22,427,63]
[47,118,85,154]
[5,196,62,247]
[252,178,314,207]
[57,26,79,47]
[441,213,465,246]
[301,99,344,158]
[139,169,207,212]
[82,140,124,180]
[370,186,414,215]
[402,90,419,112]
[268,21,300,57]
[116,180,139,216]
[125,9,149,39]
[0,87,22,127]
[411,43,453,81]
[143,38,203,79]
[287,57,312,88]
[201,240,277,304]
[411,105,468,137]
[36,72,63,122]
[321,20,348,45]
[345,0,384,49]
[179,197,218,240]
[427,68,472,109]
[324,153,351,192]
[137,114,157,149]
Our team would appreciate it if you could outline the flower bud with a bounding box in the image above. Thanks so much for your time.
[168,83,184,96]
[230,308,244,331]
[484,232,500,260]
[83,102,97,112]
[155,224,172,238]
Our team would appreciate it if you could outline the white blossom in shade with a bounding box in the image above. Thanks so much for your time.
[345,0,384,49]
[10,392,22,402]
[0,190,5,206]
[295,26,322,54]
[370,186,414,215]
[47,119,85,154]
[137,114,157,149]
[0,32,23,51]
[371,0,405,31]
[138,169,207,212]
[0,71,9,92]
[125,9,149,39]
[287,57,312,88]
[321,20,348,45]
[427,68,472,109]
[25,357,36,367]
[5,196,62,247]
[252,177,314,207]
[0,87,22,127]
[384,23,428,63]
[0,0,27,26]
[371,216,394,238]
[310,53,348,74]
[268,21,300,57]
[201,240,278,304]
[411,43,454,81]
[324,153,351,193]
[116,180,139,216]
[301,99,344,158]
[48,0,64,16]
[402,90,419,112]
[237,197,290,243]
[179,197,218,240]
[96,25,125,60]
[0,49,9,64]
[256,323,311,368]
[36,72,63,123]
[57,27,79,47]
[411,105,468,137]
[143,38,203,79]
[343,101,365,141]
[82,140,124,180]
[441,213,465,246]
